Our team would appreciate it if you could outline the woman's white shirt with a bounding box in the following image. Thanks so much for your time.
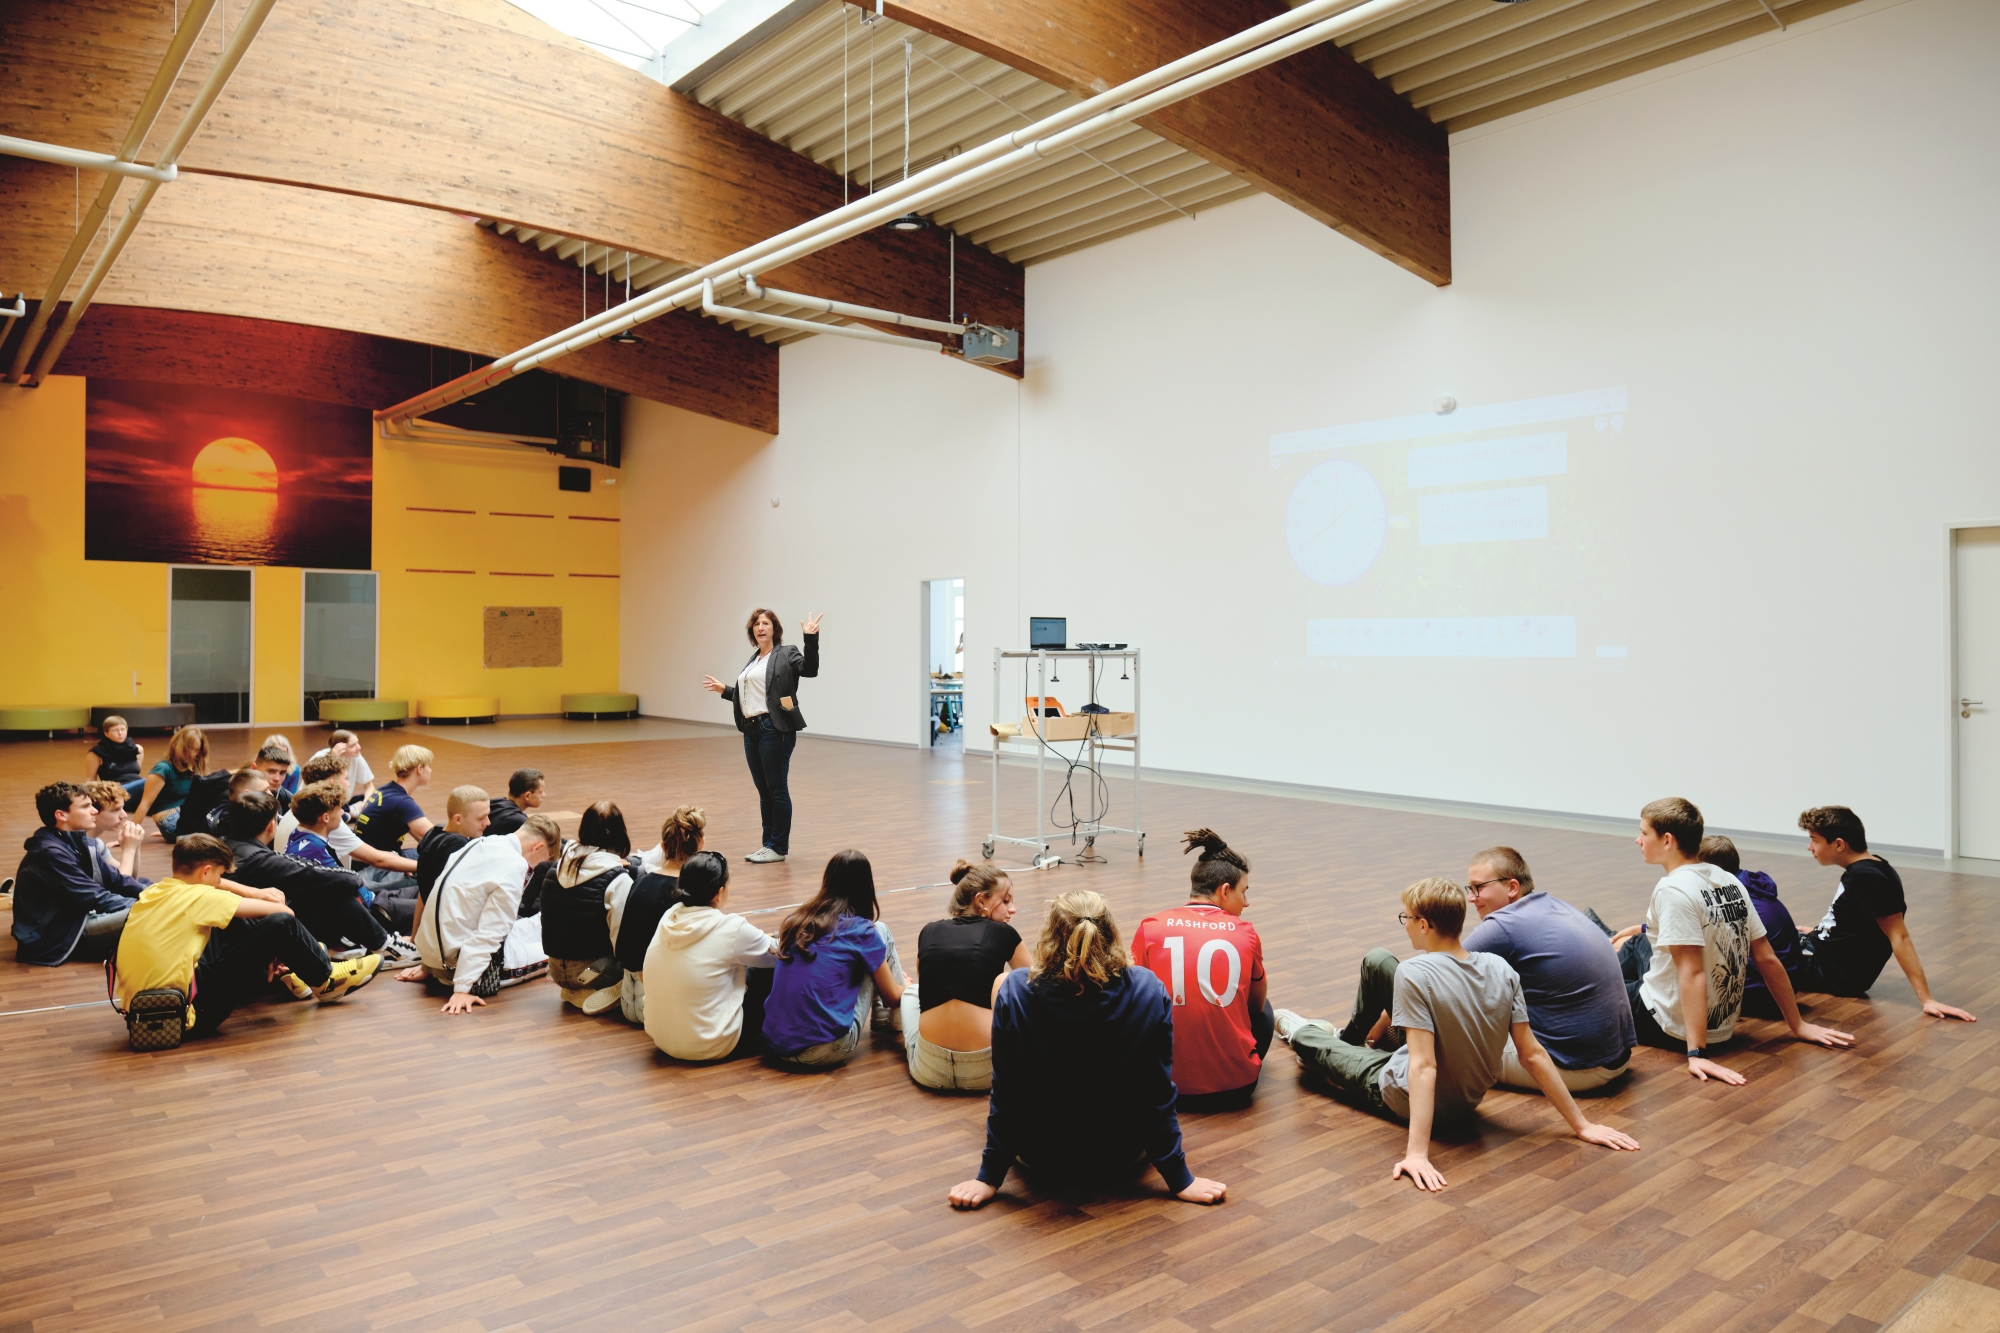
[737,652,771,718]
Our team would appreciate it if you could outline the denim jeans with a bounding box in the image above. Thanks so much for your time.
[70,908,131,964]
[900,984,994,1092]
[742,716,797,855]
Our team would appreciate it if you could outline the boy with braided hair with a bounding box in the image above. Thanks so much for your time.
[1130,828,1271,1109]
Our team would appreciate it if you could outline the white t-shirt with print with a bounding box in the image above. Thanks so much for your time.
[1638,863,1768,1043]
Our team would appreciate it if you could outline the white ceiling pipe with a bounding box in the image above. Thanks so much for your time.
[497,0,1425,379]
[703,278,941,350]
[25,0,280,386]
[745,274,965,336]
[378,0,1423,423]
[8,0,220,382]
[0,136,180,184]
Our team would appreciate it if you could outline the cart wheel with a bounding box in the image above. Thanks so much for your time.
[981,840,994,860]
[1136,834,1146,857]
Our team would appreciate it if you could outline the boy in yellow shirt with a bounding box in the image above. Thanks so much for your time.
[116,834,380,1048]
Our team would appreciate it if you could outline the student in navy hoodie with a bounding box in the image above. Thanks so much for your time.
[1698,836,1802,1020]
[948,890,1228,1210]
[12,782,150,965]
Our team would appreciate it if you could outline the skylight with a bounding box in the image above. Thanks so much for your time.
[506,0,728,71]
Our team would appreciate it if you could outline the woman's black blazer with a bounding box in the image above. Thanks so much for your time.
[721,632,819,734]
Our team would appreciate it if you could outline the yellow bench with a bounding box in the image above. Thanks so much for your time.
[0,706,91,734]
[317,699,409,727]
[417,696,501,724]
[562,692,639,720]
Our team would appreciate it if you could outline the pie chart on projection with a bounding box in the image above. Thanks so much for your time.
[1284,458,1388,586]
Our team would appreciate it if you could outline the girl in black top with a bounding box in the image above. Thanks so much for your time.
[904,861,1031,1091]
[618,805,705,1024]
[85,716,145,809]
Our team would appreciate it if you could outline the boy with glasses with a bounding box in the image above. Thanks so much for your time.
[1275,878,1640,1192]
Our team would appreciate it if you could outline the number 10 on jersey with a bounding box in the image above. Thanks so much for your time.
[1162,935,1243,1008]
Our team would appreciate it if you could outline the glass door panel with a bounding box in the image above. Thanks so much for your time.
[170,567,252,724]
[303,571,377,721]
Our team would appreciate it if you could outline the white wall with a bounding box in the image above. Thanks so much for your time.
[625,0,2000,852]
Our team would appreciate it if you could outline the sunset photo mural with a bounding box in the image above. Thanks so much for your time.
[85,379,372,568]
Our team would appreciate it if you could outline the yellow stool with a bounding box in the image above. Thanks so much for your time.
[416,696,501,724]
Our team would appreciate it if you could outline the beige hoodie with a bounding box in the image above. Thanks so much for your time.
[643,902,777,1061]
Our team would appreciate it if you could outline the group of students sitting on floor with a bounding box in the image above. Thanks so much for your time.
[10,727,1977,1205]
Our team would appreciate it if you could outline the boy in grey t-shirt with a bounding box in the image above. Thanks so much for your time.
[1277,877,1641,1192]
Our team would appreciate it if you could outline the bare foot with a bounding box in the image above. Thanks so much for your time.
[397,965,428,983]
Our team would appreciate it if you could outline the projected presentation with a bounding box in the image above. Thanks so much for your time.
[1270,387,1631,660]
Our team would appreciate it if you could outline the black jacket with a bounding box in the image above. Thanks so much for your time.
[720,632,819,734]
[416,827,469,901]
[484,798,524,836]
[224,837,366,908]
[10,829,148,965]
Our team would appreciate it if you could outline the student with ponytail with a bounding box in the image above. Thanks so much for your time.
[616,805,707,1023]
[643,851,779,1061]
[948,891,1228,1210]
[1131,828,1273,1110]
[903,861,1031,1091]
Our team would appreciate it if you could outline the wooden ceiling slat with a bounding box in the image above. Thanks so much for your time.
[1002,179,1262,264]
[1370,0,1636,84]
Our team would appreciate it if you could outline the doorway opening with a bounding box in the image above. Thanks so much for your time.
[304,571,378,721]
[921,578,965,750]
[169,566,252,724]
[1954,527,2000,858]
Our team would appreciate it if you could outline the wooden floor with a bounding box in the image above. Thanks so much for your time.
[3,725,1998,1333]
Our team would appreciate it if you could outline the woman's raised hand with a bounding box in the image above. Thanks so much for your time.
[803,612,824,635]
[701,675,728,695]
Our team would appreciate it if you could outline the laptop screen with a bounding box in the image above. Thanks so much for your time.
[1029,617,1066,650]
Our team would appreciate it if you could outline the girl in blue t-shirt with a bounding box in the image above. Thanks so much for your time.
[762,850,906,1068]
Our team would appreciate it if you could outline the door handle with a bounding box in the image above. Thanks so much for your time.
[1963,698,1985,718]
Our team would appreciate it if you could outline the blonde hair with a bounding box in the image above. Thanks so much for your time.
[520,812,562,853]
[260,733,296,760]
[83,780,129,814]
[390,744,434,777]
[947,860,1010,918]
[1031,891,1127,994]
[100,715,128,735]
[164,725,208,774]
[446,785,489,817]
[658,805,706,863]
[1401,877,1468,938]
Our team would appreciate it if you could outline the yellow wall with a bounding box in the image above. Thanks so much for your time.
[374,432,621,714]
[0,375,620,722]
[252,565,303,723]
[0,377,171,709]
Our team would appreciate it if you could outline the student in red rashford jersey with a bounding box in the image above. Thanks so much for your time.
[1131,828,1272,1110]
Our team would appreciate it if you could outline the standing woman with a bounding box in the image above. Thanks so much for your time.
[703,608,822,864]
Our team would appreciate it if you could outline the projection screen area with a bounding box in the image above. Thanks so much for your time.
[1273,387,1633,663]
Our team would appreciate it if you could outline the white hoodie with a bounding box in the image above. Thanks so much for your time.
[643,903,778,1061]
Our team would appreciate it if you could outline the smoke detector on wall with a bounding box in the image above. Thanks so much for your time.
[1433,394,1458,414]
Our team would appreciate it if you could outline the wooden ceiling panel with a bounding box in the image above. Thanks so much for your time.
[0,160,778,432]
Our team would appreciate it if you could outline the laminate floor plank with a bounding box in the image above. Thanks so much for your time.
[2,726,1995,1330]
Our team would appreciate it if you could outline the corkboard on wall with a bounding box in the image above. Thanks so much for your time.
[483,606,562,668]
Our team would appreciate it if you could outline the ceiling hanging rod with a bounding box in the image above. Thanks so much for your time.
[7,0,219,383]
[376,0,1428,425]
[702,278,939,350]
[19,0,281,385]
[0,136,180,183]
[744,275,964,336]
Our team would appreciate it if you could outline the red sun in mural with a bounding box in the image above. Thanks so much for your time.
[191,437,280,492]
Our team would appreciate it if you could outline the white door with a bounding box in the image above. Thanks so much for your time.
[1956,528,2000,857]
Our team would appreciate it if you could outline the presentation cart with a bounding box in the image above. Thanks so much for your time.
[985,648,1143,868]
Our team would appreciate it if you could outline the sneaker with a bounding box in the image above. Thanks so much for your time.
[1273,1008,1332,1044]
[577,985,622,1017]
[317,953,382,1001]
[277,969,315,1001]
[327,944,367,962]
[378,934,422,969]
[871,1000,894,1032]
[745,847,786,864]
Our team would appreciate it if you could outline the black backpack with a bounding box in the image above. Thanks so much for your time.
[174,770,232,842]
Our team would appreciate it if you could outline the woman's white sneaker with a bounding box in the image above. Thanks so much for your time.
[745,847,786,863]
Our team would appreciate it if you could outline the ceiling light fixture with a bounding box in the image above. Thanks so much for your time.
[889,212,929,231]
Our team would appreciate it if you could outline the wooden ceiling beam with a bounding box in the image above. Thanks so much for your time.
[863,0,1452,285]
